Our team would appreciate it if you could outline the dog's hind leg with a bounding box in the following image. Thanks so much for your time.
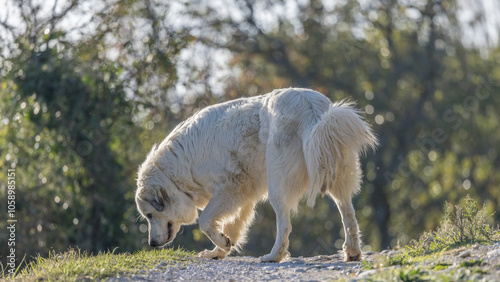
[260,194,292,263]
[327,154,363,261]
[260,130,307,263]
[330,195,362,261]
[260,169,304,263]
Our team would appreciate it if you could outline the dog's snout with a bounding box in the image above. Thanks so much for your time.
[149,240,159,247]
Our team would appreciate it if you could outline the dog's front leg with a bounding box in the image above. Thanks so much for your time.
[198,190,239,259]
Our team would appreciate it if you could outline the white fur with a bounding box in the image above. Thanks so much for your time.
[136,88,378,262]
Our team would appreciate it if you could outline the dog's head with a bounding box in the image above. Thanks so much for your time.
[136,150,198,247]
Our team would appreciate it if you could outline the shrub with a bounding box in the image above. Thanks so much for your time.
[407,195,499,255]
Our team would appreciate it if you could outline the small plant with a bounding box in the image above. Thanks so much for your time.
[398,268,426,282]
[406,195,499,255]
[362,260,374,270]
[389,253,410,266]
[433,262,451,271]
[441,195,496,244]
[459,259,483,268]
[370,252,411,269]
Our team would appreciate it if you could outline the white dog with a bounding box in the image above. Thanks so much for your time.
[136,88,377,262]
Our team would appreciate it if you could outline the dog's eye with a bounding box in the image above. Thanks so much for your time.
[146,213,152,219]
[168,222,172,229]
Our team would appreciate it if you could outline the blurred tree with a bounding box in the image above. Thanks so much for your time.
[174,0,500,253]
[0,0,192,259]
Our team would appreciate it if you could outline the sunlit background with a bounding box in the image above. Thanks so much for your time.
[1,0,499,264]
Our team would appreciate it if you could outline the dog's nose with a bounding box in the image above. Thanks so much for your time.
[149,240,158,247]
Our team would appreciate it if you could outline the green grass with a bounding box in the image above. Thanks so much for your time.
[3,247,195,281]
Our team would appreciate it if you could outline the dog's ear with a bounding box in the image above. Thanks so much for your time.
[144,190,165,212]
[150,193,164,212]
[159,188,171,205]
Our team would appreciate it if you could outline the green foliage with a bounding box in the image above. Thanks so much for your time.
[0,0,188,262]
[1,42,136,255]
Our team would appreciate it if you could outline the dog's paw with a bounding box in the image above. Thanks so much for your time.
[219,232,233,252]
[260,251,290,263]
[260,253,279,263]
[345,252,362,262]
[198,248,227,260]
[343,242,362,262]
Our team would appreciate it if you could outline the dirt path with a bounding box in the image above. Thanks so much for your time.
[109,241,500,281]
[154,253,366,281]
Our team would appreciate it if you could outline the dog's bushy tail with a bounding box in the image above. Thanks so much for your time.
[304,101,378,207]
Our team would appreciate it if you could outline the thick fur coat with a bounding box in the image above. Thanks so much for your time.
[136,88,377,262]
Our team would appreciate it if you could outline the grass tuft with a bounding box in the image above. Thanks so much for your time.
[458,259,483,268]
[3,247,194,281]
[398,268,427,282]
[433,262,451,271]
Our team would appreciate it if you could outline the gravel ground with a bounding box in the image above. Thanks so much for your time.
[109,241,500,281]
[123,253,367,281]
